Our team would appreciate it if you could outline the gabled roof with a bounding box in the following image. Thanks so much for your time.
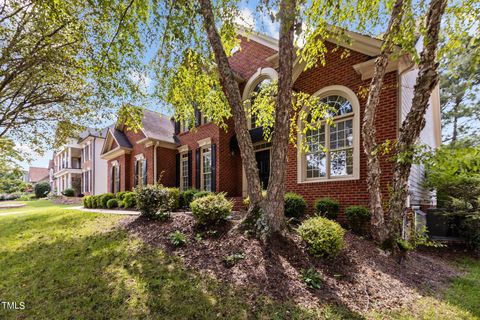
[78,126,109,142]
[28,167,49,183]
[141,109,176,144]
[111,127,133,149]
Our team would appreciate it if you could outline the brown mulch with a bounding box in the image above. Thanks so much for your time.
[51,196,83,205]
[119,212,463,313]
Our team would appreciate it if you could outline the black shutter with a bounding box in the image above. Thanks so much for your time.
[211,144,216,192]
[194,104,201,127]
[110,166,114,193]
[175,153,180,187]
[174,120,180,135]
[133,160,138,187]
[187,150,192,188]
[143,160,147,186]
[195,148,201,189]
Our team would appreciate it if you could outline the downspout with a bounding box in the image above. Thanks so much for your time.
[154,142,159,185]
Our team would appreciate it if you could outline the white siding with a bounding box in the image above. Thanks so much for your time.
[94,138,108,195]
[399,68,441,207]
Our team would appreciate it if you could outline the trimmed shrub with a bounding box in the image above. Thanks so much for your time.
[118,200,124,208]
[123,192,136,209]
[99,193,115,208]
[284,192,307,218]
[314,198,340,220]
[91,195,100,208]
[34,182,51,198]
[345,206,371,235]
[193,190,213,200]
[180,189,197,208]
[136,185,177,218]
[63,188,75,197]
[190,193,233,225]
[116,191,128,201]
[83,196,92,208]
[106,198,119,209]
[298,216,345,257]
[164,187,180,210]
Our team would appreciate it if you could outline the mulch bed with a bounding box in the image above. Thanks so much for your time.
[51,196,83,205]
[119,211,463,313]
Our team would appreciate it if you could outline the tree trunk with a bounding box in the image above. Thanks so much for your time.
[263,0,297,235]
[451,97,460,143]
[388,0,447,249]
[198,0,263,221]
[362,0,404,244]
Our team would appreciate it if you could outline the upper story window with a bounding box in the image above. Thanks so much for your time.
[242,67,278,130]
[298,86,360,183]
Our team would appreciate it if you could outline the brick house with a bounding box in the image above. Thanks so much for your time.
[104,29,440,216]
[100,109,178,193]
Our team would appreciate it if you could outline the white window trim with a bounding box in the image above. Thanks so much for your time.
[197,137,211,148]
[134,153,145,160]
[179,151,189,191]
[200,144,212,191]
[297,85,361,183]
[177,145,189,153]
[242,67,278,130]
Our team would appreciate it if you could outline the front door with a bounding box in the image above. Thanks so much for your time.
[255,149,270,189]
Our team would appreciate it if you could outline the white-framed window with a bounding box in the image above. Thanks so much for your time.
[180,152,189,190]
[111,162,120,193]
[298,86,360,183]
[136,159,147,187]
[201,146,212,191]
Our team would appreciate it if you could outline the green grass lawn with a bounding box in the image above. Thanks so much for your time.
[0,200,478,319]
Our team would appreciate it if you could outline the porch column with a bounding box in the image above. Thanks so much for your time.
[67,148,71,168]
[67,173,71,189]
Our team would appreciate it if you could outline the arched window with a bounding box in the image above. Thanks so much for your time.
[298,86,360,182]
[242,67,278,129]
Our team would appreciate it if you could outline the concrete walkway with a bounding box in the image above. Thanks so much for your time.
[71,206,140,215]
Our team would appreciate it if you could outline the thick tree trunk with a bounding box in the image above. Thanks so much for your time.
[388,0,447,248]
[199,0,263,213]
[263,0,297,235]
[362,0,404,244]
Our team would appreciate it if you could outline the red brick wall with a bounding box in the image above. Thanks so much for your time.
[107,153,129,192]
[157,147,176,187]
[229,36,276,80]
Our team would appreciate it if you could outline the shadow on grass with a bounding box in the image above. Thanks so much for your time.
[0,225,360,319]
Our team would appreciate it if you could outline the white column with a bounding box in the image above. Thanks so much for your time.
[68,148,71,168]
[67,173,71,188]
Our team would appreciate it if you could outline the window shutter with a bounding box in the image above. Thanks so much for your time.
[134,161,138,187]
[174,120,180,135]
[110,166,114,193]
[194,104,201,127]
[211,144,216,192]
[116,165,120,192]
[187,150,192,188]
[175,153,180,187]
[143,160,147,186]
[195,148,201,189]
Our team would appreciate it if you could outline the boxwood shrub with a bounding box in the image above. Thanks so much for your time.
[116,191,128,201]
[34,182,51,199]
[164,187,180,210]
[136,185,178,218]
[193,190,213,201]
[284,192,307,218]
[123,192,136,209]
[83,195,92,208]
[99,193,115,208]
[190,193,233,225]
[180,189,198,208]
[314,198,340,220]
[345,205,371,235]
[298,216,345,257]
[63,188,75,197]
[106,198,119,209]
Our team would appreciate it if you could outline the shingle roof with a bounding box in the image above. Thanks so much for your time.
[28,167,49,183]
[78,126,109,142]
[141,109,176,144]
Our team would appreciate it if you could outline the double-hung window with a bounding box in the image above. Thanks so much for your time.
[201,147,212,191]
[180,153,189,190]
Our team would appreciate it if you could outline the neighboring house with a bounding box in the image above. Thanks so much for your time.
[27,167,49,185]
[52,127,108,195]
[101,29,440,216]
[100,110,177,193]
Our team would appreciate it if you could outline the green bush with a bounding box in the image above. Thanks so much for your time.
[164,187,180,210]
[116,191,128,201]
[91,195,100,208]
[190,193,233,225]
[193,190,213,200]
[180,189,198,208]
[83,195,92,208]
[284,192,307,218]
[99,193,115,208]
[63,188,75,197]
[136,185,177,218]
[298,216,345,257]
[118,200,124,208]
[34,182,51,198]
[106,198,118,209]
[314,198,340,220]
[345,205,371,235]
[123,192,137,209]
[169,231,187,246]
